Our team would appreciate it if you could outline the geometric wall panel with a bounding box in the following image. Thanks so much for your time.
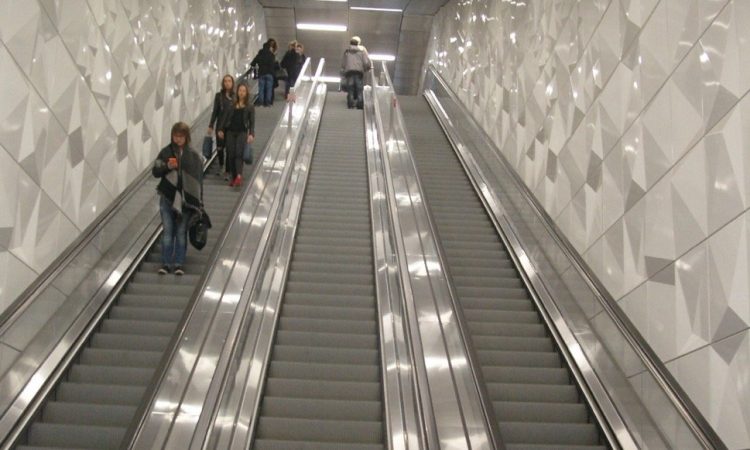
[0,0,266,313]
[425,0,748,445]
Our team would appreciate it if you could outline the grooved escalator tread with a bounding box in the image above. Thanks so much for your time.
[252,95,383,449]
[400,95,605,448]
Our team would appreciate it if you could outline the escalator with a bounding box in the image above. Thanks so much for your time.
[400,96,607,450]
[16,102,285,449]
[252,94,384,450]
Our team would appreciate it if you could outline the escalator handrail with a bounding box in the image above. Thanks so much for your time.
[202,60,327,450]
[363,84,426,450]
[374,62,505,449]
[423,64,725,450]
[124,58,325,449]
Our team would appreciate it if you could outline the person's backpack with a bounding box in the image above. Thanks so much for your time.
[189,208,212,250]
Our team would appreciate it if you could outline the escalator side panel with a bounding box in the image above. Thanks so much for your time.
[400,96,607,450]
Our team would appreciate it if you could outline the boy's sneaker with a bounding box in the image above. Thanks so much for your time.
[158,265,170,275]
[174,266,185,276]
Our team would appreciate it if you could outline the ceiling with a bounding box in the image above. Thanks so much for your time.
[254,0,448,94]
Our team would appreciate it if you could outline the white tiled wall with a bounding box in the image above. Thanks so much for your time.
[426,0,750,446]
[0,0,266,312]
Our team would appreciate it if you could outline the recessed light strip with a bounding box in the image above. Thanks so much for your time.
[296,23,348,31]
[350,6,402,13]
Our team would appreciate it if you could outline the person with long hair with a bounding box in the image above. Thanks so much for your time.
[250,38,278,106]
[218,83,255,187]
[208,74,234,179]
[152,122,204,275]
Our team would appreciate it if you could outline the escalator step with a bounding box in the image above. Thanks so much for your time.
[57,382,146,406]
[42,402,136,427]
[260,397,382,422]
[68,365,154,386]
[27,423,125,448]
[256,417,382,444]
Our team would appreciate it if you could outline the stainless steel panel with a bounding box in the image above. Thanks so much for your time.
[372,62,499,449]
[364,85,424,450]
[204,60,326,450]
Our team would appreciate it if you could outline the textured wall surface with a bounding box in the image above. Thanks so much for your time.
[0,0,265,312]
[426,0,750,447]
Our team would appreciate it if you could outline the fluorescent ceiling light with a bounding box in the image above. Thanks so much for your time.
[297,23,347,31]
[369,53,396,61]
[350,6,402,12]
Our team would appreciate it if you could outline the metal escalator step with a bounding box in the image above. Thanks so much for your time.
[291,251,373,265]
[42,402,137,427]
[125,283,194,296]
[108,305,184,322]
[79,348,162,368]
[269,361,379,382]
[461,297,534,311]
[262,364,380,403]
[27,423,125,448]
[500,422,600,446]
[505,444,606,450]
[272,345,378,366]
[275,330,377,349]
[294,229,371,241]
[463,309,539,324]
[281,304,375,321]
[57,382,145,406]
[279,317,377,335]
[471,335,553,352]
[493,401,589,423]
[145,252,210,264]
[132,272,201,285]
[100,319,176,336]
[68,365,154,386]
[448,256,515,269]
[260,397,381,422]
[294,235,371,249]
[256,417,382,444]
[290,260,372,275]
[253,439,383,450]
[296,219,371,233]
[285,281,374,297]
[453,275,524,289]
[486,382,579,403]
[292,243,372,257]
[468,321,546,337]
[116,293,189,309]
[90,333,169,352]
[283,292,375,309]
[476,350,561,368]
[481,366,571,385]
[288,270,373,286]
[456,285,528,299]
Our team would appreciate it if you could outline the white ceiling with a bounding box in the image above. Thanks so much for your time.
[254,0,446,94]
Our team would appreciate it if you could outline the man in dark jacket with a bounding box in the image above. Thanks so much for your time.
[341,36,371,109]
[152,122,203,275]
[250,42,277,106]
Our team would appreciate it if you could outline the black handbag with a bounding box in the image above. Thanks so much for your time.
[275,67,288,80]
[202,135,213,159]
[243,143,253,164]
[189,208,212,250]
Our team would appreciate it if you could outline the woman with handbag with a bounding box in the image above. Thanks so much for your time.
[152,122,204,275]
[207,74,234,179]
[218,83,255,187]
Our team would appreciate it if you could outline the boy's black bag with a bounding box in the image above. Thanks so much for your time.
[189,208,212,250]
[202,135,213,159]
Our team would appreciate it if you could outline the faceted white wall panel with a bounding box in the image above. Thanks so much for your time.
[426,0,750,446]
[0,0,266,312]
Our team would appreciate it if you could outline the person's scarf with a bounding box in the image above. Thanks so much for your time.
[155,145,203,214]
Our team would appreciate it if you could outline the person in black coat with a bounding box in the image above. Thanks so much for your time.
[218,83,255,187]
[280,40,298,99]
[152,122,203,275]
[249,39,278,106]
[207,74,234,178]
